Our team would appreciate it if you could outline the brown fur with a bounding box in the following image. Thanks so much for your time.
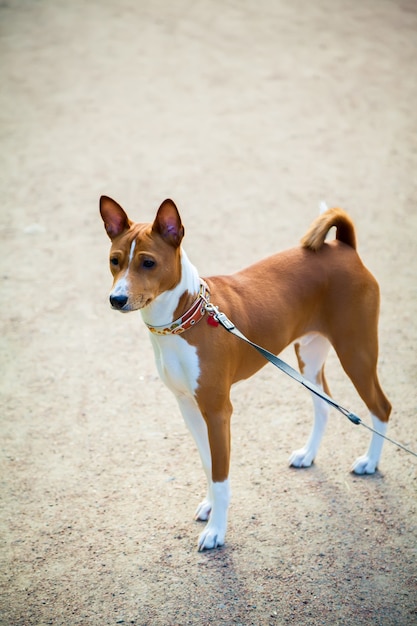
[301,207,357,251]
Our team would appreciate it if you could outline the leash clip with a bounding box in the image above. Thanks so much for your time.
[204,303,235,331]
[215,311,235,331]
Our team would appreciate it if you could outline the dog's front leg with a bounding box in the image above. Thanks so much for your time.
[177,395,231,549]
[196,397,232,551]
[198,478,231,551]
[176,396,213,521]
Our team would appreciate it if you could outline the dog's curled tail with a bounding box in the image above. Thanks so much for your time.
[301,207,357,251]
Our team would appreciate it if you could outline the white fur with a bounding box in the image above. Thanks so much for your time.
[289,334,331,467]
[128,239,136,263]
[177,396,213,521]
[319,200,329,214]
[149,333,200,396]
[197,479,230,551]
[111,274,128,298]
[352,414,387,474]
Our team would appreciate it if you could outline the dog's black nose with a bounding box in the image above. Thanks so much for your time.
[110,294,128,309]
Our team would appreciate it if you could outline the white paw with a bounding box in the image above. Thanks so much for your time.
[289,447,315,468]
[351,455,377,475]
[194,499,212,521]
[198,523,225,551]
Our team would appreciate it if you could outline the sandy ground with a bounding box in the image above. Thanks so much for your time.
[1,1,417,624]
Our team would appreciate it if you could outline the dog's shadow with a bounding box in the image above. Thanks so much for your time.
[195,544,246,606]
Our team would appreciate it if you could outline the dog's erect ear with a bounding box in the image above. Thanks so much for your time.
[152,199,184,247]
[99,196,131,240]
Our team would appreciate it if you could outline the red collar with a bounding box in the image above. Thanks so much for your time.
[146,280,210,336]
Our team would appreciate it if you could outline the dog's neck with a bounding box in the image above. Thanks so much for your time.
[140,248,201,328]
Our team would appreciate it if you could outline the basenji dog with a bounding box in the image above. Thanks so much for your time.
[100,196,391,551]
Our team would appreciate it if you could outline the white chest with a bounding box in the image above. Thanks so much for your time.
[149,334,200,398]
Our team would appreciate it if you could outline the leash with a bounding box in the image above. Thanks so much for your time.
[204,302,417,460]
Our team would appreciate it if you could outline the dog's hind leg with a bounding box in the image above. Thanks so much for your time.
[289,334,331,468]
[332,336,391,474]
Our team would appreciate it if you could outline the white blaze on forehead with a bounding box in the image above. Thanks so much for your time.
[128,239,136,264]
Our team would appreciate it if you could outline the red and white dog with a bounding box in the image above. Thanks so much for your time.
[100,196,391,550]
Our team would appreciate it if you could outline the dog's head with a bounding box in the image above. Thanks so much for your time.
[100,196,184,312]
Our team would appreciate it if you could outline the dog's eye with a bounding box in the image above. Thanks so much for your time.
[110,257,119,266]
[142,259,155,269]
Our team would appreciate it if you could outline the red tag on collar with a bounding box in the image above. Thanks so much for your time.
[207,314,219,327]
